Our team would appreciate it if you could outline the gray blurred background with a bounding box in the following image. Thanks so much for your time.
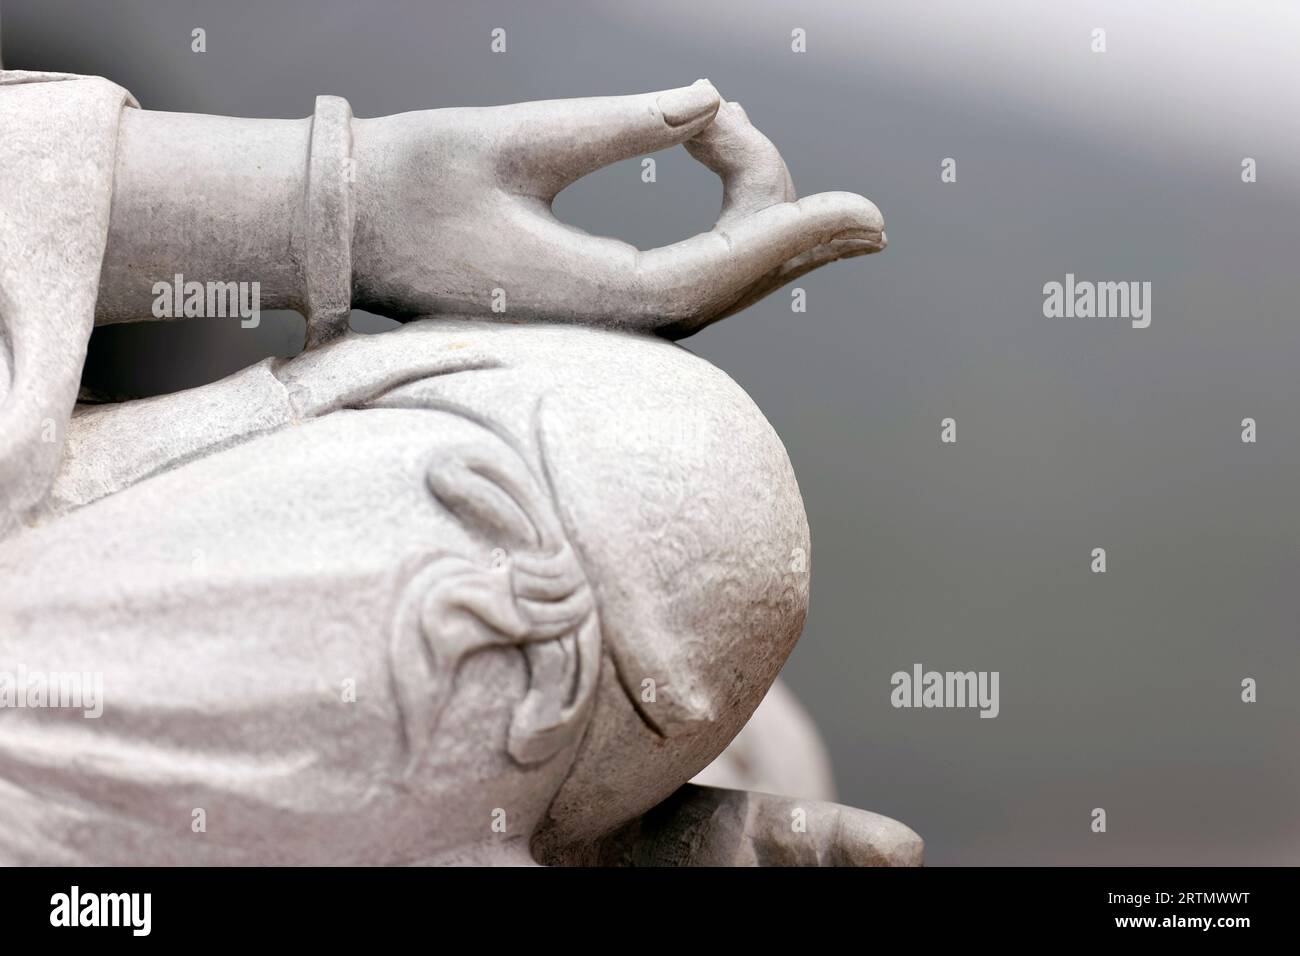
[5,0,1297,864]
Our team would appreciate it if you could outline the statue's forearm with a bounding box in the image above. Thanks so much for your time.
[96,108,314,322]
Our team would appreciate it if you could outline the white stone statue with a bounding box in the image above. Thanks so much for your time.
[0,68,919,865]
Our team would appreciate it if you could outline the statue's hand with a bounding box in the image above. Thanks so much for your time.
[351,81,885,339]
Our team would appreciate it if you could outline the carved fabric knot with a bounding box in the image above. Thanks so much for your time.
[388,432,601,775]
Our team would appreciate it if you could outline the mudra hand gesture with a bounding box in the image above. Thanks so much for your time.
[95,80,885,342]
[352,80,886,338]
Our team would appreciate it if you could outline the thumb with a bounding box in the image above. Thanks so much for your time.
[635,190,885,338]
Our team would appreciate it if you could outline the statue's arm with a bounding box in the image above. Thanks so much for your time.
[94,84,886,342]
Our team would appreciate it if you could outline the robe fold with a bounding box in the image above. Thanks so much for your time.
[0,70,137,538]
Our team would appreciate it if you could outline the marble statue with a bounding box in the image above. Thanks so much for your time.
[0,68,920,865]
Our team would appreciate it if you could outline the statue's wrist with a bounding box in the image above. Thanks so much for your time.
[347,113,414,319]
[345,115,384,316]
